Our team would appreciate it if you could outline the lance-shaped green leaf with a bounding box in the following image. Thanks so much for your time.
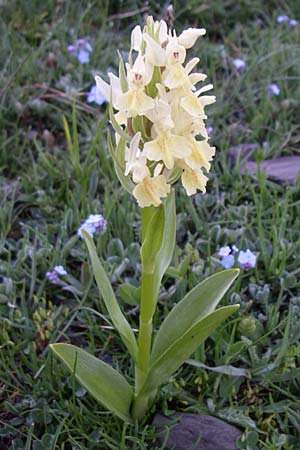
[151,269,239,361]
[140,190,176,320]
[136,305,239,398]
[50,343,133,422]
[82,230,138,360]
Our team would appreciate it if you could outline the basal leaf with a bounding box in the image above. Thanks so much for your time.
[138,305,239,397]
[118,283,140,305]
[151,269,239,361]
[82,231,137,360]
[50,343,133,422]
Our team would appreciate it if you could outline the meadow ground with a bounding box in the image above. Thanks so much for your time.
[1,1,300,449]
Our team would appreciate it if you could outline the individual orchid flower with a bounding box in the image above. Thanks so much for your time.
[115,53,155,117]
[95,72,122,110]
[177,27,206,48]
[145,97,174,131]
[185,137,216,172]
[180,162,208,195]
[124,132,149,183]
[132,164,170,207]
[144,129,190,170]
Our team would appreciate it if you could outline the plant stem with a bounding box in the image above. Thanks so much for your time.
[133,207,155,419]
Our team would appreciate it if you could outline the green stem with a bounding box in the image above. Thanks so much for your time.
[133,207,155,420]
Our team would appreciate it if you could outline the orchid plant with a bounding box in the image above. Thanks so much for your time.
[50,17,239,423]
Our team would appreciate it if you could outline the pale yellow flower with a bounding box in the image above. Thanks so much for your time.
[124,132,149,183]
[133,165,170,207]
[98,16,216,207]
[144,130,190,169]
[177,27,206,49]
[145,97,174,131]
[115,53,155,117]
[95,72,122,109]
[180,163,208,195]
[185,137,216,172]
[170,102,208,139]
[180,88,216,117]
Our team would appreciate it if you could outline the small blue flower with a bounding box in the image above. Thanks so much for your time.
[77,49,90,64]
[289,19,298,27]
[267,83,280,97]
[53,265,67,276]
[46,265,67,284]
[232,58,246,72]
[78,214,107,238]
[276,15,289,24]
[67,38,92,64]
[221,254,235,269]
[218,246,231,257]
[238,249,256,270]
[206,126,213,137]
[87,85,107,106]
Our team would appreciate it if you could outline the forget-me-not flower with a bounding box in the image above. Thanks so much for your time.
[221,254,235,269]
[276,15,289,24]
[218,246,231,257]
[78,214,107,238]
[46,265,67,285]
[289,19,298,27]
[267,83,280,97]
[238,249,256,270]
[232,58,246,72]
[67,38,92,64]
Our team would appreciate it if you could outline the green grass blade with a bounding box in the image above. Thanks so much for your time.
[50,343,133,423]
[82,230,138,360]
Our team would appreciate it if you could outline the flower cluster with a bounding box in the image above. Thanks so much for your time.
[67,38,92,64]
[95,17,216,208]
[46,265,67,285]
[218,246,256,270]
[276,15,298,27]
[77,214,107,238]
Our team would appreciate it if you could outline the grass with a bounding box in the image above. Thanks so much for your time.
[1,0,300,448]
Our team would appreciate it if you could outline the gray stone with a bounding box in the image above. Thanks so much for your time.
[227,144,300,185]
[245,156,300,185]
[153,413,242,450]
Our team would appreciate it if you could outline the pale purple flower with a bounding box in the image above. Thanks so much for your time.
[206,126,213,137]
[232,58,246,72]
[289,19,298,27]
[218,246,231,257]
[276,15,289,24]
[78,214,107,238]
[87,85,107,105]
[238,250,256,270]
[46,265,67,285]
[53,265,67,276]
[67,38,92,64]
[267,83,280,97]
[221,254,235,269]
